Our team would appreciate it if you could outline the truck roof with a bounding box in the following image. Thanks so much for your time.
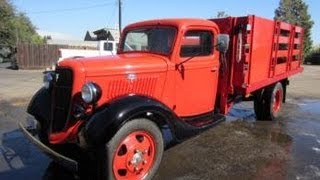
[124,18,219,30]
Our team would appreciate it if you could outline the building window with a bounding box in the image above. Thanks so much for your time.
[104,42,113,51]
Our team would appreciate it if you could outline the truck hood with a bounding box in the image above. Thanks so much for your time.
[60,53,169,77]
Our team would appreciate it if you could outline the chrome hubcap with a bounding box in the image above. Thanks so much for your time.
[131,150,143,167]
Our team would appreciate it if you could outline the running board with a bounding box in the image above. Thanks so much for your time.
[184,113,225,128]
[172,112,226,141]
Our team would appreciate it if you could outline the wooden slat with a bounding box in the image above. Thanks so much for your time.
[295,27,303,33]
[279,22,292,30]
[294,38,302,44]
[275,63,287,75]
[277,50,289,57]
[292,49,301,55]
[278,36,290,44]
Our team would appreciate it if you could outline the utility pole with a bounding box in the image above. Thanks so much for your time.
[118,0,122,35]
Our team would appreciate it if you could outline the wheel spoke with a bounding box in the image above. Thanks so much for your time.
[123,135,138,150]
[137,135,152,150]
[113,150,128,170]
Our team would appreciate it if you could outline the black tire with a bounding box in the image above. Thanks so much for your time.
[254,82,284,121]
[103,118,164,180]
[254,89,266,120]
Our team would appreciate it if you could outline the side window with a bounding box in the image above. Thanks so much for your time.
[104,42,113,51]
[180,30,213,57]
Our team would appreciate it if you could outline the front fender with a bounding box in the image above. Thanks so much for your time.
[27,87,52,124]
[84,95,176,145]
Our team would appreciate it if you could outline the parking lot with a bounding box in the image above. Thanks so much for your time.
[0,65,320,179]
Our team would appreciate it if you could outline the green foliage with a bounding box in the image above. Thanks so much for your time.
[305,46,320,64]
[0,0,45,45]
[274,0,314,57]
[0,0,15,44]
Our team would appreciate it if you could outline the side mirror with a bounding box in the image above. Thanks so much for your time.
[216,34,230,53]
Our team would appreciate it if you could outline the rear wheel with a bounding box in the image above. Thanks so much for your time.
[106,119,164,180]
[254,82,284,121]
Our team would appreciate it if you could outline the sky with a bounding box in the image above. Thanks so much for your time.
[12,0,320,45]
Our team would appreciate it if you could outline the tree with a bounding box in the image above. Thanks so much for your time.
[0,0,15,45]
[305,45,320,64]
[274,0,314,57]
[0,0,44,45]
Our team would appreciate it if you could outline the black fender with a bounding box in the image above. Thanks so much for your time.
[84,95,213,146]
[84,95,179,146]
[27,87,52,125]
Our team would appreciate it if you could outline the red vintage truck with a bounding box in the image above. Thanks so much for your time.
[20,15,303,179]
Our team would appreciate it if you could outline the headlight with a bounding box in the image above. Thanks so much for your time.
[81,82,101,104]
[43,72,54,89]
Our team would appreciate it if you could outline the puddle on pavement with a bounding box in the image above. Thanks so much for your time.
[279,98,320,179]
[299,99,320,115]
[227,101,256,122]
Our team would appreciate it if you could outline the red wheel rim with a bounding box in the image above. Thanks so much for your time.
[113,131,156,180]
[273,88,283,113]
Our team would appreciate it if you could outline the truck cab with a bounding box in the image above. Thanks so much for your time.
[117,19,221,116]
[21,17,303,180]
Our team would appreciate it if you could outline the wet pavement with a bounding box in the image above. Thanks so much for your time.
[0,96,320,180]
[0,99,49,180]
[154,97,320,180]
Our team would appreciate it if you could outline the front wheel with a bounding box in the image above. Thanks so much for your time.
[106,119,164,180]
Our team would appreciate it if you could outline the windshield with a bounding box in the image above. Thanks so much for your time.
[121,27,176,55]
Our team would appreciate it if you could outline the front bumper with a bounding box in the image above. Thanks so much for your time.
[18,122,78,172]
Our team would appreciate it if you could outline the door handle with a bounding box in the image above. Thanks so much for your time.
[210,67,218,72]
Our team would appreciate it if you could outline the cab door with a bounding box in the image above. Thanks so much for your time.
[174,28,219,117]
